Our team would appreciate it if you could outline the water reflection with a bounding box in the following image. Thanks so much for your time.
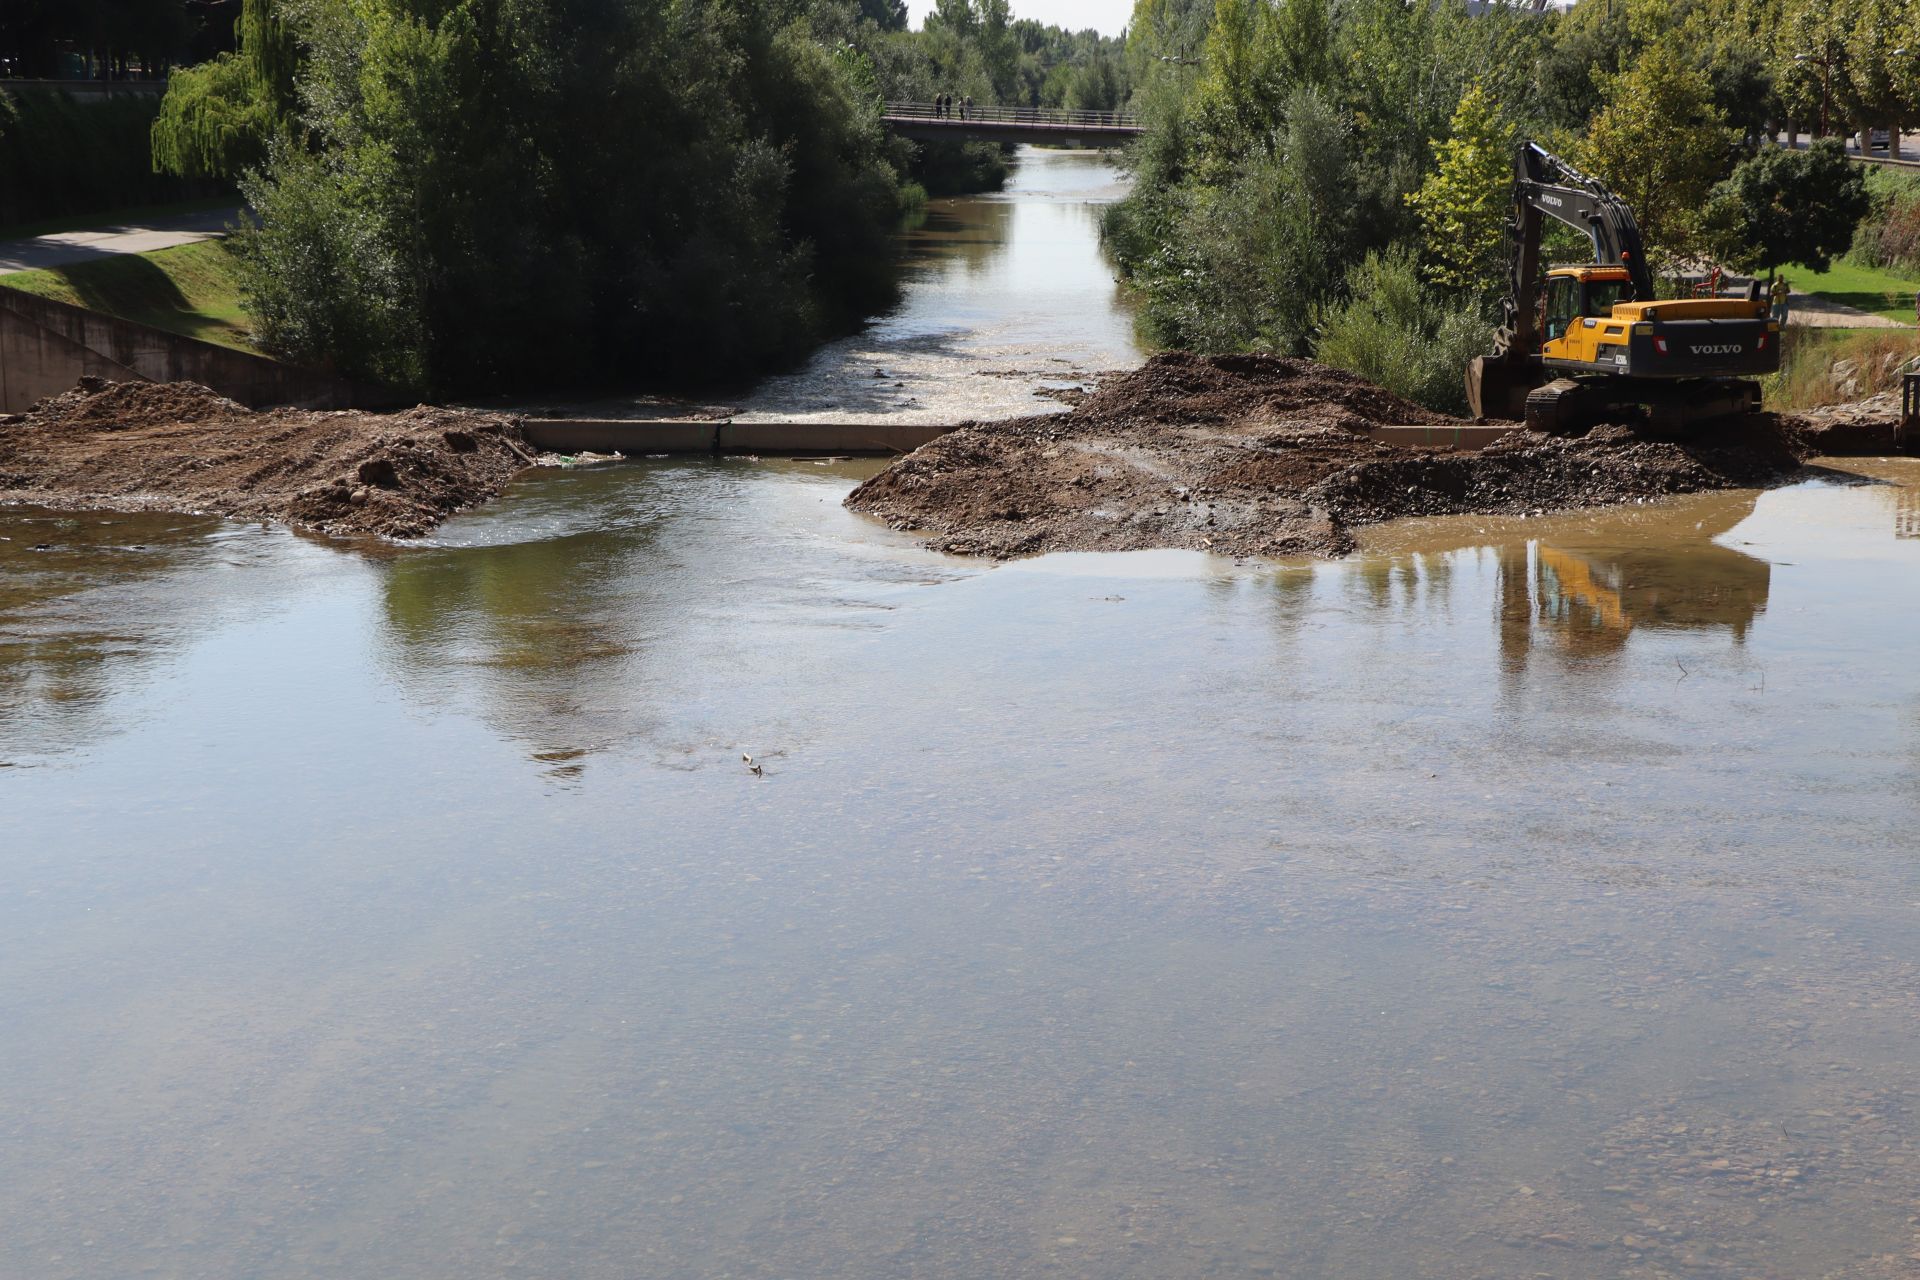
[381,528,651,781]
[0,507,245,758]
[1498,497,1771,671]
[1892,480,1920,538]
[374,460,941,781]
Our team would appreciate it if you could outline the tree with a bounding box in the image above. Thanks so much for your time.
[858,0,908,32]
[1845,0,1920,153]
[1703,138,1871,277]
[231,0,910,394]
[150,0,296,178]
[1579,45,1737,267]
[1407,80,1514,297]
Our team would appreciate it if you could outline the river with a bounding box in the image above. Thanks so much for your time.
[5,149,1920,1280]
[559,145,1142,423]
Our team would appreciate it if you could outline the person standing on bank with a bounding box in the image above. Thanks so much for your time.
[1771,274,1791,326]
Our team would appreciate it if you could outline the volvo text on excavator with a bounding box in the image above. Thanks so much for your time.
[1466,141,1780,432]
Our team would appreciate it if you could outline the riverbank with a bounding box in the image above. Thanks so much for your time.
[5,355,1907,547]
[846,352,1870,559]
[0,379,530,537]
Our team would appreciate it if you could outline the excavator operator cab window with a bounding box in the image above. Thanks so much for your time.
[1582,278,1630,315]
[1543,276,1578,341]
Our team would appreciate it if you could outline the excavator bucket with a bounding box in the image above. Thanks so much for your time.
[1465,353,1536,423]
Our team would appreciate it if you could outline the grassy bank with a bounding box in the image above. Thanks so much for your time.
[1786,260,1920,322]
[1762,327,1920,411]
[0,241,256,352]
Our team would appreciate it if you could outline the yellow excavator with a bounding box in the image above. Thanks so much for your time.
[1467,141,1780,431]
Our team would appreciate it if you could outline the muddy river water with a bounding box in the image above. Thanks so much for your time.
[5,150,1920,1280]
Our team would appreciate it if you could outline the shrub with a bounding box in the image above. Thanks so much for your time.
[1848,167,1920,275]
[1312,246,1495,415]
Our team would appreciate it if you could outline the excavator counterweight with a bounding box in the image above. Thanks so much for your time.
[1466,141,1779,431]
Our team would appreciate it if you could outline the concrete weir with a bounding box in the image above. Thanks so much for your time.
[520,418,1517,457]
[521,418,959,456]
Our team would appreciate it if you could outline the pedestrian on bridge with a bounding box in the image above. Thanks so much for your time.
[962,95,973,120]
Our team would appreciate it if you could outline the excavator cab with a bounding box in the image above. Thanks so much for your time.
[1541,267,1631,342]
[1468,140,1777,430]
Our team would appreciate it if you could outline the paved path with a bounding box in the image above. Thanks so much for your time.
[0,207,241,275]
[1786,292,1916,329]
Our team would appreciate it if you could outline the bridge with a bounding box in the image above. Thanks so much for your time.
[881,101,1142,146]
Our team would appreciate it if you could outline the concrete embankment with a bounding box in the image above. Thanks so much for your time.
[0,288,383,414]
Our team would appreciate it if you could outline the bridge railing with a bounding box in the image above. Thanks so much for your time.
[882,100,1142,131]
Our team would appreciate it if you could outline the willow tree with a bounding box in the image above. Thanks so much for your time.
[150,0,298,179]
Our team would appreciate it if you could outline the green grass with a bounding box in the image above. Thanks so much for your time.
[0,239,257,353]
[0,196,238,242]
[1783,258,1920,321]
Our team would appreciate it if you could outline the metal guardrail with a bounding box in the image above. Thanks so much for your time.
[1776,134,1920,170]
[882,101,1142,131]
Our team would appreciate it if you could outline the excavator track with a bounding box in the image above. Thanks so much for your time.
[1523,376,1762,434]
[1522,379,1589,433]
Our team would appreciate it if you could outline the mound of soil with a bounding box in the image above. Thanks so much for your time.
[0,378,535,538]
[847,352,1818,559]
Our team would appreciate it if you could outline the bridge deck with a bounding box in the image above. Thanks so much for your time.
[882,101,1142,145]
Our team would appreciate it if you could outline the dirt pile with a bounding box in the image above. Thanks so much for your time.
[0,378,535,538]
[847,352,1816,559]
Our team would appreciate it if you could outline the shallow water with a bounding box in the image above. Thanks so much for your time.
[5,459,1920,1278]
[559,145,1142,424]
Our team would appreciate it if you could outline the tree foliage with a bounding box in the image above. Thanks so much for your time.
[1313,247,1495,415]
[0,89,215,227]
[1106,0,1915,410]
[150,0,297,179]
[1704,138,1871,274]
[1407,81,1515,297]
[227,0,912,395]
[1579,46,1738,267]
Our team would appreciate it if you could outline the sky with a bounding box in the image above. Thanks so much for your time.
[905,0,1134,36]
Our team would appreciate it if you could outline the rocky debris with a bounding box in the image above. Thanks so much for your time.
[848,352,1818,559]
[1784,391,1908,455]
[0,379,536,538]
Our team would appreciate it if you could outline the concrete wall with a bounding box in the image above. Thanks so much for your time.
[522,418,954,455]
[0,288,390,414]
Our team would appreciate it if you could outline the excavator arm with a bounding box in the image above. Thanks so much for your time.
[1470,141,1655,418]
